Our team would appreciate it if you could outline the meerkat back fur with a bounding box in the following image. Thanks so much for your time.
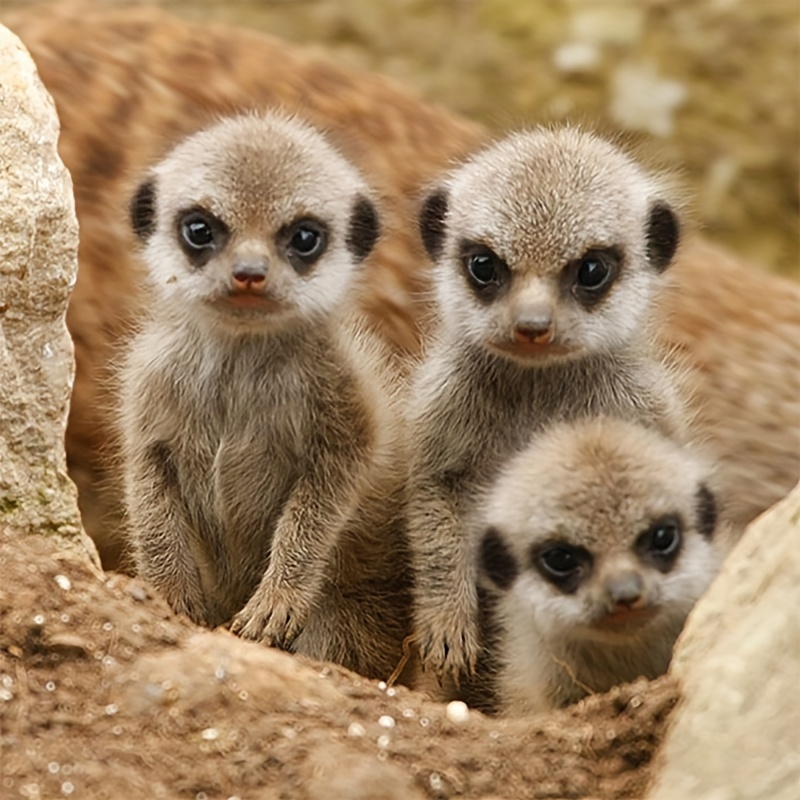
[120,112,411,678]
[471,416,727,715]
[409,126,688,682]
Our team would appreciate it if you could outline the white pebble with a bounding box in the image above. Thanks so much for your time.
[377,681,387,691]
[54,575,71,591]
[377,734,391,749]
[61,783,74,796]
[104,704,118,716]
[378,715,395,729]
[200,728,219,741]
[33,615,45,625]
[347,722,366,738]
[445,700,470,725]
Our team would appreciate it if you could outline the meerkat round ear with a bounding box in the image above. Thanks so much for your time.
[130,177,157,242]
[646,202,680,272]
[695,484,718,538]
[479,527,519,590]
[419,188,449,261]
[346,195,380,262]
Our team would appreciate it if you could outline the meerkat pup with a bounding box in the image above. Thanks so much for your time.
[470,416,727,715]
[409,126,687,682]
[120,112,411,678]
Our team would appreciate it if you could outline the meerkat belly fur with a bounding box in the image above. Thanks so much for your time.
[470,417,728,715]
[408,127,688,682]
[120,112,411,678]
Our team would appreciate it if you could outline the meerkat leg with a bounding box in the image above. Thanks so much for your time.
[409,480,481,681]
[128,441,211,625]
[231,428,366,648]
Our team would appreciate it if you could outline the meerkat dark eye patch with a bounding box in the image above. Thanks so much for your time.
[176,207,229,268]
[636,514,683,572]
[281,218,328,274]
[479,527,519,590]
[532,541,592,594]
[419,189,449,261]
[646,202,679,272]
[695,484,717,538]
[569,247,621,307]
[459,241,510,301]
[130,178,157,241]
[346,196,380,262]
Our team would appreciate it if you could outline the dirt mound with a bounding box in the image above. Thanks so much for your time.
[0,533,678,799]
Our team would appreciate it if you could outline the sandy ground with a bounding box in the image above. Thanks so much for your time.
[0,532,680,799]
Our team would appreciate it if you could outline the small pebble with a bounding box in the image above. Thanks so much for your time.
[377,734,391,749]
[200,728,219,741]
[378,715,396,729]
[445,700,470,725]
[54,575,71,591]
[347,722,366,738]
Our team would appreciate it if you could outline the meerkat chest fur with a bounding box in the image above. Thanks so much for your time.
[124,312,374,590]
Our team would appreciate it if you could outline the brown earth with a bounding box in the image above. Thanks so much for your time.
[0,532,679,800]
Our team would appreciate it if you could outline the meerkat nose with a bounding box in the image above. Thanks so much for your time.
[606,572,645,610]
[231,261,268,292]
[513,307,553,345]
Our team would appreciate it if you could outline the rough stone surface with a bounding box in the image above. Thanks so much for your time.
[0,24,91,559]
[648,482,800,800]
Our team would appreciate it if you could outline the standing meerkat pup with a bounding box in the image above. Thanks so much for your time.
[471,417,728,715]
[121,112,411,678]
[409,127,687,682]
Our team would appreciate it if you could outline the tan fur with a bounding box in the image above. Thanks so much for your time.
[4,6,798,568]
[119,112,411,679]
[407,128,689,681]
[470,417,728,715]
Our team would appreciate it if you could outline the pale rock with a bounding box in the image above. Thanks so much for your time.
[648,482,800,800]
[0,24,93,561]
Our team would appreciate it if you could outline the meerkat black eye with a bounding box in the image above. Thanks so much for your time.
[637,515,683,572]
[459,242,510,300]
[283,219,328,273]
[176,209,228,266]
[182,216,215,249]
[571,248,620,306]
[533,542,591,594]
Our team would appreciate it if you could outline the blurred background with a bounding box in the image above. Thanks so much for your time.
[5,0,798,277]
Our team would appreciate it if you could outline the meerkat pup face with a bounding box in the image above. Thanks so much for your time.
[129,113,379,331]
[420,128,679,364]
[477,418,722,647]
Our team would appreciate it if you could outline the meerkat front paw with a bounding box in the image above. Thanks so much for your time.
[416,601,481,682]
[230,582,312,649]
